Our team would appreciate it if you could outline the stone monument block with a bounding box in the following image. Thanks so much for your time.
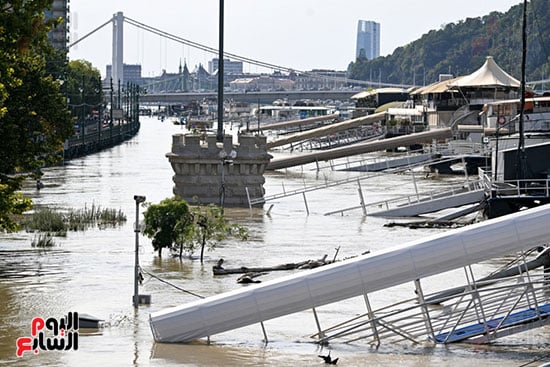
[167,133,272,207]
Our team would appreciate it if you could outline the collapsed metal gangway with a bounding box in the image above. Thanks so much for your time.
[324,178,485,217]
[314,248,550,345]
[267,128,452,170]
[283,126,383,151]
[150,204,550,344]
[248,159,451,210]
[266,112,385,150]
[250,150,483,217]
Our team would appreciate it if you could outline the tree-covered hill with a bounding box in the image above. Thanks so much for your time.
[348,0,550,86]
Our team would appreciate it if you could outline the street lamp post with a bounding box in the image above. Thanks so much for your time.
[79,86,84,145]
[133,195,146,308]
[216,0,225,142]
[219,149,236,212]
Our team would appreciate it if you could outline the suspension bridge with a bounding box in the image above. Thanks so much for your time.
[68,11,411,96]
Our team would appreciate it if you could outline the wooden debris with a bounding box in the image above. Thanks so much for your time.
[236,272,267,284]
[213,255,335,276]
[384,220,469,229]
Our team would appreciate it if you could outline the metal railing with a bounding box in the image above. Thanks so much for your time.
[324,179,484,216]
[480,172,550,198]
[312,256,550,345]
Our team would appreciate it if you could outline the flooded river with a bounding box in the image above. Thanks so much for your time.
[1,117,548,366]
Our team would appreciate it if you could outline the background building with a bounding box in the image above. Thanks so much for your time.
[208,58,243,75]
[106,64,142,85]
[45,0,69,50]
[356,20,380,60]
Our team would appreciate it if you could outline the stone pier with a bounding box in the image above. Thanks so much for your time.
[166,133,272,206]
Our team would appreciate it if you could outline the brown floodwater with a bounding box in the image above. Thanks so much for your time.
[1,117,548,366]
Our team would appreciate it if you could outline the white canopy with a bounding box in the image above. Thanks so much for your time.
[351,87,407,99]
[448,56,520,88]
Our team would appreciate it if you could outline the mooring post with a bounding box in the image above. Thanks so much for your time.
[357,179,367,216]
[414,279,435,341]
[245,187,252,211]
[302,192,309,215]
[312,307,325,339]
[363,293,380,346]
[462,156,470,185]
[411,168,420,201]
[260,321,268,344]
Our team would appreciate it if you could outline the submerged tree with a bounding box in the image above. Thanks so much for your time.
[187,205,248,263]
[142,197,191,258]
[142,197,248,262]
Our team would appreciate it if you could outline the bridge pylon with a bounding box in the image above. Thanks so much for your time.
[112,11,124,84]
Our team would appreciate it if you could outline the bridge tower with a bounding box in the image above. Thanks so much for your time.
[112,11,124,84]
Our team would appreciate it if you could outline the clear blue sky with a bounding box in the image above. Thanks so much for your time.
[67,0,522,77]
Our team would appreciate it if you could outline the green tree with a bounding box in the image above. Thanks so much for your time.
[0,178,32,232]
[186,205,248,263]
[142,197,248,262]
[66,60,102,119]
[142,197,192,258]
[0,0,74,231]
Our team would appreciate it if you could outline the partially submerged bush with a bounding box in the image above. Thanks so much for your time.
[24,203,127,235]
[31,233,56,248]
[25,207,66,235]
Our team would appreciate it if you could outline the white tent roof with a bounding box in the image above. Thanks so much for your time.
[351,87,407,99]
[410,76,463,95]
[448,56,520,88]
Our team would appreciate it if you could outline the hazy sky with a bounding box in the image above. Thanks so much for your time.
[67,0,522,77]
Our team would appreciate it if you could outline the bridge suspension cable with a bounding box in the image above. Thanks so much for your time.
[123,16,406,88]
[68,14,409,89]
[68,18,112,49]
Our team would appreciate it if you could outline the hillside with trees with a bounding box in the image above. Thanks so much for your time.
[348,0,550,86]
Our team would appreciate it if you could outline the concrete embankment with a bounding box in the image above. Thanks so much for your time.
[63,121,140,160]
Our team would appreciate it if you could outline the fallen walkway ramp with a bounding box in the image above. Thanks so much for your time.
[250,113,340,133]
[341,152,435,172]
[370,188,485,217]
[267,128,452,170]
[267,112,384,149]
[149,204,550,343]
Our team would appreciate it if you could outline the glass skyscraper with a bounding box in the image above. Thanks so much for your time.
[356,20,380,60]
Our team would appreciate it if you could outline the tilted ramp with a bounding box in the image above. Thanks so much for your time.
[149,204,550,343]
[369,188,485,217]
[267,128,452,170]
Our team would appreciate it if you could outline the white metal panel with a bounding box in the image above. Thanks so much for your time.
[305,265,364,305]
[253,277,312,318]
[409,235,468,275]
[514,208,550,243]
[150,204,550,343]
[355,247,418,290]
[460,217,520,262]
